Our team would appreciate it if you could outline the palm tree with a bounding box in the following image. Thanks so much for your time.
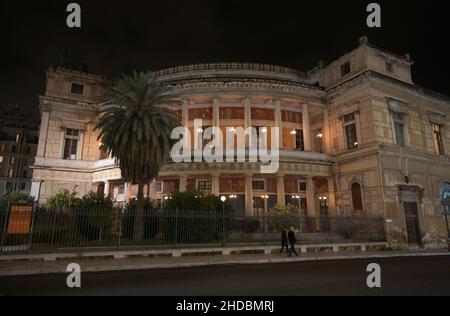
[95,71,180,240]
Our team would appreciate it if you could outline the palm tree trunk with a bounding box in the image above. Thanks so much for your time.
[133,181,145,241]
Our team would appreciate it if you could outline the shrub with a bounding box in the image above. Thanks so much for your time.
[0,193,34,210]
[122,198,160,240]
[162,191,234,244]
[46,190,81,211]
[244,219,261,234]
[267,204,300,232]
[73,192,116,241]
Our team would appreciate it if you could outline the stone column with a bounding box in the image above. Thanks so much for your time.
[275,99,283,150]
[244,98,252,148]
[277,175,285,206]
[179,177,187,193]
[306,176,319,231]
[37,111,50,157]
[104,181,111,197]
[303,104,312,151]
[182,99,189,127]
[150,180,158,201]
[245,175,253,216]
[124,182,130,202]
[30,181,42,202]
[323,108,331,154]
[213,97,220,129]
[77,130,84,160]
[212,175,220,196]
[327,177,336,216]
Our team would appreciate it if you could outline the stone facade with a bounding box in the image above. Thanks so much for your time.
[31,37,450,249]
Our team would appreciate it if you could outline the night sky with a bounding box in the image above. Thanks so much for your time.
[1,0,449,119]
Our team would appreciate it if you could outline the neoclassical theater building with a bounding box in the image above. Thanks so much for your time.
[31,37,450,248]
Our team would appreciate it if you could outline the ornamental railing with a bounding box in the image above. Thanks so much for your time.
[0,205,386,255]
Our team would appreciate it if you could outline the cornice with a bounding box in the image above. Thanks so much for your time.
[166,78,326,100]
[327,70,450,109]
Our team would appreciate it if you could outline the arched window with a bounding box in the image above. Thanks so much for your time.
[351,182,363,211]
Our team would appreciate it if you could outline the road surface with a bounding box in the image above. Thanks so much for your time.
[0,256,449,296]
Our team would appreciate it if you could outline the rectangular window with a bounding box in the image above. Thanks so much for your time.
[20,183,26,191]
[386,61,393,73]
[156,182,163,193]
[343,113,359,150]
[298,181,307,193]
[117,185,125,195]
[22,170,28,179]
[393,112,406,147]
[197,180,212,191]
[340,62,351,77]
[432,123,445,156]
[252,180,266,191]
[63,129,79,160]
[345,124,358,150]
[71,83,85,95]
[294,130,305,151]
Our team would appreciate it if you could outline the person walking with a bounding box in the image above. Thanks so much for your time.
[288,227,298,257]
[280,230,289,255]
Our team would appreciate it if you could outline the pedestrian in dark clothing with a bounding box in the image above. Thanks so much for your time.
[280,230,289,255]
[288,227,298,257]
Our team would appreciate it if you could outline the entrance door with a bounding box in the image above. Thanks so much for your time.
[404,202,422,246]
[253,197,265,217]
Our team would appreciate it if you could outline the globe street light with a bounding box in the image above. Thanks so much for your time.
[221,196,227,247]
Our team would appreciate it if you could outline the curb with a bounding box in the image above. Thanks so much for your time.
[1,251,449,277]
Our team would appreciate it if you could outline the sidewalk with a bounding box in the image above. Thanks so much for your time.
[1,249,449,277]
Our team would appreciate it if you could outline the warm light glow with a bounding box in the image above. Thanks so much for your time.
[197,128,204,133]
[221,196,227,203]
[290,130,297,135]
[229,127,236,133]
[354,142,359,147]
[261,128,267,133]
[316,133,323,139]
[229,195,238,199]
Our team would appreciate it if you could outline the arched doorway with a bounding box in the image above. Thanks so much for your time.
[351,182,363,216]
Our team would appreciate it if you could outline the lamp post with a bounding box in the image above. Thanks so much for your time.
[221,196,227,247]
[292,195,301,233]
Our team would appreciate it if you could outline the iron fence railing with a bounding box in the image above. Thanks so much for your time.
[0,205,386,255]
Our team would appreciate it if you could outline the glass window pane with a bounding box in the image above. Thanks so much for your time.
[345,124,358,149]
[395,122,406,147]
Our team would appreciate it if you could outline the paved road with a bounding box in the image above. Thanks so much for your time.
[0,256,449,296]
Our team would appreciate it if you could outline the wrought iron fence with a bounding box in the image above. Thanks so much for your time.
[0,205,386,255]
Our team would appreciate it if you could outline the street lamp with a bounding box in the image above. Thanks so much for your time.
[221,196,227,247]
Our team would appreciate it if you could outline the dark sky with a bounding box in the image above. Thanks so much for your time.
[1,0,449,118]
